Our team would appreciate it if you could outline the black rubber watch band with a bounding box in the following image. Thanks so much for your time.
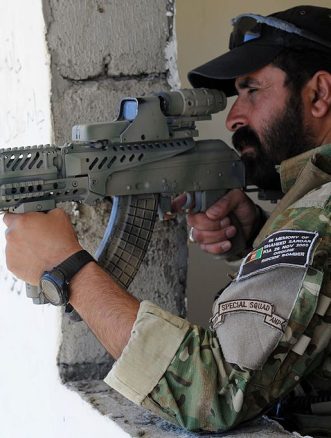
[56,250,95,281]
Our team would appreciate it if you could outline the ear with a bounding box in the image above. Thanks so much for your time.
[306,71,331,118]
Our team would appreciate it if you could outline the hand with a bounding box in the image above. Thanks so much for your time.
[3,208,82,285]
[174,189,260,255]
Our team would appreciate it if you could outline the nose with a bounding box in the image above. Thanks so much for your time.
[226,98,248,132]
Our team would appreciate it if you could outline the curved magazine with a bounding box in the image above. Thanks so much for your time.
[95,194,159,289]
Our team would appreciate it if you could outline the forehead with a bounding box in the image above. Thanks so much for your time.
[234,65,287,88]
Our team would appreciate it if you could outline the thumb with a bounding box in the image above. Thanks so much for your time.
[205,189,246,220]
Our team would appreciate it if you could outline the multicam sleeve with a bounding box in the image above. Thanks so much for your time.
[105,299,257,432]
[140,195,331,432]
[142,322,255,432]
[105,270,328,432]
[141,265,328,433]
[105,194,331,433]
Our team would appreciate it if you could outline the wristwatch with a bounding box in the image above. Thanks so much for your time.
[40,250,95,306]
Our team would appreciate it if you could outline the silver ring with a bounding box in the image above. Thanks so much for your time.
[188,227,196,243]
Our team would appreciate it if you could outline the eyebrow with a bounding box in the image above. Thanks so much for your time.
[236,77,261,90]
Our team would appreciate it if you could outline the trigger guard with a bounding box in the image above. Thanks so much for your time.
[182,192,193,210]
[182,192,203,212]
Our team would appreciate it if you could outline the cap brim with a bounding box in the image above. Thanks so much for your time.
[188,43,284,96]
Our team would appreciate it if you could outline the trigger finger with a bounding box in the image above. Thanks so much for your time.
[171,193,188,213]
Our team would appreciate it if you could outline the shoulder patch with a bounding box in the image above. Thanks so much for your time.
[237,230,319,281]
[211,299,287,332]
[212,266,323,370]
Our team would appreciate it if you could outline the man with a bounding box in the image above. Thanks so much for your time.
[3,5,331,436]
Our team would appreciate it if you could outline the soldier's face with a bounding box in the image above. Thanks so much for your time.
[226,65,315,189]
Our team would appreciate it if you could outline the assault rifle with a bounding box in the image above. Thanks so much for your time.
[0,88,245,304]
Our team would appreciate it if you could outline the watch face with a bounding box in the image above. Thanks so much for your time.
[40,271,67,306]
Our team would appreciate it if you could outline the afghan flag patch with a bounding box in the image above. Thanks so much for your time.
[237,229,319,281]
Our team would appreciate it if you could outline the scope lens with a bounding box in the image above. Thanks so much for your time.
[121,99,138,121]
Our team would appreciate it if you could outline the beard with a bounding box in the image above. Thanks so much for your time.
[232,92,316,190]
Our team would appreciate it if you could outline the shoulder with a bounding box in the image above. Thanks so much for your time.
[270,182,331,244]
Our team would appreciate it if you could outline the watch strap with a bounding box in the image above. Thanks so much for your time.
[56,250,95,281]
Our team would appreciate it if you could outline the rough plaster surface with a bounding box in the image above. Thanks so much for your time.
[67,380,302,438]
[43,0,170,79]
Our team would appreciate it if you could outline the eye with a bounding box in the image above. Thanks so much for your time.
[248,88,258,94]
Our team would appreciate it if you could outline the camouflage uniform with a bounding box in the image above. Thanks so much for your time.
[105,144,331,434]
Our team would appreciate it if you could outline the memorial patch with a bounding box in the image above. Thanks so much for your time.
[237,230,319,281]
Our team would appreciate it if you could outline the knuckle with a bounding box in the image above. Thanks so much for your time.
[5,249,15,273]
[5,228,15,243]
[49,208,60,217]
[2,214,9,226]
[211,248,222,255]
[202,244,219,255]
[50,208,71,223]
[193,229,202,243]
[51,208,65,217]
[220,216,231,228]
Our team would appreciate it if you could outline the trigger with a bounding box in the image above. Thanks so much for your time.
[182,192,203,213]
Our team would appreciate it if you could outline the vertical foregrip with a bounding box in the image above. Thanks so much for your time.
[96,194,159,289]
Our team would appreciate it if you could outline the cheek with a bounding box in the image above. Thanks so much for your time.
[247,99,278,134]
[247,114,269,149]
[258,100,287,139]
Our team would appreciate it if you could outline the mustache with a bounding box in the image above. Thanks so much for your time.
[232,126,262,154]
[231,126,281,190]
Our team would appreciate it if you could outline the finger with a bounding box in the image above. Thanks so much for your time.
[187,213,232,231]
[3,212,20,226]
[200,240,232,255]
[187,213,221,231]
[220,216,231,228]
[47,207,66,217]
[193,226,236,245]
[3,210,45,224]
[171,193,189,213]
[205,189,244,220]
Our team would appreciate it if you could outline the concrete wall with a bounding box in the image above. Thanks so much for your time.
[0,0,187,436]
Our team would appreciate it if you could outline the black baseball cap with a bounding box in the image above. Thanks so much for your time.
[188,6,331,96]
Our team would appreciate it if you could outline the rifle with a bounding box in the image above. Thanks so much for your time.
[0,88,245,305]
